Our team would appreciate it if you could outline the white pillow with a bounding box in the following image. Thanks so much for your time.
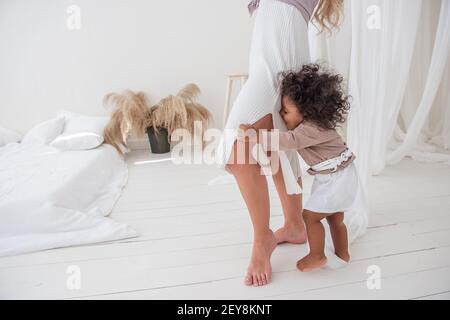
[0,127,22,147]
[58,110,108,136]
[50,132,104,151]
[22,117,65,145]
[49,111,109,151]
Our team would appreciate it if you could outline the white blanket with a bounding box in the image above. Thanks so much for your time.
[0,143,137,256]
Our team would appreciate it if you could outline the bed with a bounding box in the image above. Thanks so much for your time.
[0,142,137,256]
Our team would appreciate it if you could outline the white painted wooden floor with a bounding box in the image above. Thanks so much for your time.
[1,150,450,300]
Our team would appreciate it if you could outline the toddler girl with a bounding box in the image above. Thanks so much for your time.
[239,63,362,272]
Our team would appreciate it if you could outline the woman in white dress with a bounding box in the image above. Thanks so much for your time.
[216,0,344,286]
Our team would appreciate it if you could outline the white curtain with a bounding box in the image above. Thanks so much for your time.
[388,0,450,165]
[308,0,450,243]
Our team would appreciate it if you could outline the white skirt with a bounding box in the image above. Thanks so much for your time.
[215,0,312,194]
[304,162,363,214]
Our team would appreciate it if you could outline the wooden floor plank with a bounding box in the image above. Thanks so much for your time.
[70,246,450,300]
[0,152,449,299]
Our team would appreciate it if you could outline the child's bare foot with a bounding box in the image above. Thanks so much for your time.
[244,231,277,287]
[296,253,327,272]
[335,250,350,263]
[274,223,307,245]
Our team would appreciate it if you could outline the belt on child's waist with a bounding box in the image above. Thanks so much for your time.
[309,148,353,173]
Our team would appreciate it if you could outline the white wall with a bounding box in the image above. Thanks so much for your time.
[0,0,254,134]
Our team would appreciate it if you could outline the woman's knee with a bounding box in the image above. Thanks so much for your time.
[229,138,257,166]
[226,114,274,175]
[227,162,260,178]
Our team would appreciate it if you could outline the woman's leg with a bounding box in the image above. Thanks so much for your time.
[250,113,307,244]
[227,114,276,287]
[227,113,306,286]
[271,164,307,244]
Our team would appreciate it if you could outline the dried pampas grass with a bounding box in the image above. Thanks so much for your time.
[103,83,213,155]
[103,90,149,155]
[147,84,213,143]
[147,95,187,137]
[103,108,127,155]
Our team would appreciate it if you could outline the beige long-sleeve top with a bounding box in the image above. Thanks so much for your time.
[259,121,356,175]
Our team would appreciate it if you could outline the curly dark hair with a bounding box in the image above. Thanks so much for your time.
[279,63,351,130]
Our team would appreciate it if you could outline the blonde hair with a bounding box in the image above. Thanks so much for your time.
[312,0,344,34]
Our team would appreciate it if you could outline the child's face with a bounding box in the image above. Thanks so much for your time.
[280,95,303,130]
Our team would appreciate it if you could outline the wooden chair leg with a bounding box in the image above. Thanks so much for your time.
[223,74,249,129]
[223,78,233,129]
[241,76,248,87]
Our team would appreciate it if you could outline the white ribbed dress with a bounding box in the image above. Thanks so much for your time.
[215,0,313,194]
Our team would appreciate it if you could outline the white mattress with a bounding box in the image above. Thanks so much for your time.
[0,143,137,256]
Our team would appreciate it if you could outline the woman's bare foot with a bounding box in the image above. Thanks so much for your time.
[274,223,307,245]
[296,253,327,272]
[244,231,277,287]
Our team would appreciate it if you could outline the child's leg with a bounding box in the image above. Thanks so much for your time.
[296,210,328,272]
[326,212,350,262]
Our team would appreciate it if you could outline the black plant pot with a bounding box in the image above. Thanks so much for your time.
[146,126,171,154]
